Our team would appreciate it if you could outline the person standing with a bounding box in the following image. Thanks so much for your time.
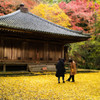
[66,58,77,82]
[56,59,66,83]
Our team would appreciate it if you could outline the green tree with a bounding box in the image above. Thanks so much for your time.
[68,38,100,70]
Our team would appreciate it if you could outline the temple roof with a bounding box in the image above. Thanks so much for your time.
[0,8,90,42]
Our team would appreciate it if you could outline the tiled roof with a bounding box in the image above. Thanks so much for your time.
[0,9,90,38]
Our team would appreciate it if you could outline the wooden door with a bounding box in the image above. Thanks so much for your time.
[55,45,62,61]
[48,44,56,61]
[36,43,44,62]
[28,42,36,61]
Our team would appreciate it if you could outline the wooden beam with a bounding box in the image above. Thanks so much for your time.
[0,29,88,44]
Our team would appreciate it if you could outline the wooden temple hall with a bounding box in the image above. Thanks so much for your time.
[0,4,90,72]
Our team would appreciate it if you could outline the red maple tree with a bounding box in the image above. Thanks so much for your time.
[59,0,100,33]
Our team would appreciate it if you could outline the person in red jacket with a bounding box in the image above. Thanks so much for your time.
[66,58,77,82]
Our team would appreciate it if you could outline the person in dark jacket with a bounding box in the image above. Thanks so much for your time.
[56,59,66,83]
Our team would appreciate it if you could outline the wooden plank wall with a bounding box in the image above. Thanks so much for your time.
[3,39,12,59]
[0,38,63,62]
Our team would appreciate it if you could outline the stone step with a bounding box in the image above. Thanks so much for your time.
[28,64,56,72]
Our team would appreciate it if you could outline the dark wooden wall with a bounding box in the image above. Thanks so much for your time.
[0,37,64,63]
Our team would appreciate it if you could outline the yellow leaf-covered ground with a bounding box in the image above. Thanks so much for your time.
[0,72,100,100]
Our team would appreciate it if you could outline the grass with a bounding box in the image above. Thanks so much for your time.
[0,72,100,100]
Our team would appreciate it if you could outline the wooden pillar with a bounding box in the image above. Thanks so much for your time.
[64,46,69,61]
[44,42,48,61]
[3,64,6,72]
[61,46,64,59]
[26,64,29,71]
[54,45,56,61]
[22,41,28,60]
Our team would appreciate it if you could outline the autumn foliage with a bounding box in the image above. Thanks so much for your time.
[59,0,100,33]
[0,73,100,99]
[31,3,71,28]
[0,0,16,16]
[96,0,100,34]
[0,0,37,16]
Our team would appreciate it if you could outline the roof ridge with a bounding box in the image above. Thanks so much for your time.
[28,12,83,34]
[0,10,20,19]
